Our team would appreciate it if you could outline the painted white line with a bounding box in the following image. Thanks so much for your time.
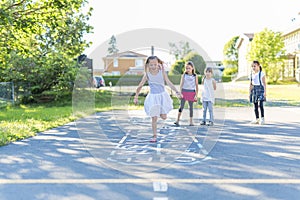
[201,149,208,155]
[202,156,212,161]
[192,136,198,143]
[153,182,168,192]
[119,135,128,144]
[157,143,161,155]
[1,179,300,184]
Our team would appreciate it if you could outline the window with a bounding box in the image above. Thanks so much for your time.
[113,58,118,67]
[135,59,144,67]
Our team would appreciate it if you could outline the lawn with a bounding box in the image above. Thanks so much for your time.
[231,82,300,106]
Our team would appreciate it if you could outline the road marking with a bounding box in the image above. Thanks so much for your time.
[119,135,128,144]
[1,179,300,184]
[156,143,161,155]
[201,149,208,155]
[153,182,168,192]
[110,150,116,156]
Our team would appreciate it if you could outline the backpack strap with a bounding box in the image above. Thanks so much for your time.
[259,71,262,86]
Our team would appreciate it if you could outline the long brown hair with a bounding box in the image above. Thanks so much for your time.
[253,60,262,71]
[185,61,196,76]
[144,56,163,72]
[202,67,213,83]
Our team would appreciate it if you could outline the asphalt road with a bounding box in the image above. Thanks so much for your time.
[1,106,300,200]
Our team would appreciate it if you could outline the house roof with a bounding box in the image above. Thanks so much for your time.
[105,50,148,58]
[244,33,254,39]
[236,33,254,49]
[282,23,300,37]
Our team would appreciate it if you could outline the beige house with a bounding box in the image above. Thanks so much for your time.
[235,25,300,82]
[235,33,254,80]
[282,24,300,81]
[102,51,148,75]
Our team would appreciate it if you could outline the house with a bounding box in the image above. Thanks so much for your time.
[102,51,148,75]
[235,33,254,80]
[282,24,300,82]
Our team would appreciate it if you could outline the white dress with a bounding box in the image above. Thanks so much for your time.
[144,70,173,117]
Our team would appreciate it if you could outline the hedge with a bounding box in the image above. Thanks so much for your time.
[103,75,204,86]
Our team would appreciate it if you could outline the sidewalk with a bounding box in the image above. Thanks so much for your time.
[0,106,300,200]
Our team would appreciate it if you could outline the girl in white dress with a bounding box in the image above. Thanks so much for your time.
[134,56,182,142]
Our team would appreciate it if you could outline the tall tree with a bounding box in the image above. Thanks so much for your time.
[183,52,206,75]
[222,36,239,76]
[0,0,93,101]
[247,28,285,82]
[169,41,193,60]
[108,35,119,55]
[223,36,239,67]
[169,60,185,75]
[169,52,206,76]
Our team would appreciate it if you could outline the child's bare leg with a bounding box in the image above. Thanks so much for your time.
[152,116,158,138]
[160,114,167,120]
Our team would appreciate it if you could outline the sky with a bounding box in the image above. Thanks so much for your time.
[83,0,300,62]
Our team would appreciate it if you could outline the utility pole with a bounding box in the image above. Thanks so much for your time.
[151,46,154,56]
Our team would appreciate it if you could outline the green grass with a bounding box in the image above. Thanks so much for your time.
[0,104,75,146]
[233,83,300,106]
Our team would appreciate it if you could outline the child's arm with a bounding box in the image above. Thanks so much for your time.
[262,74,267,97]
[163,70,182,98]
[179,74,184,92]
[213,79,217,90]
[134,73,147,104]
[195,75,199,100]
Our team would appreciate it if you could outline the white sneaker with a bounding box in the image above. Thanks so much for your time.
[250,119,259,124]
[260,117,265,125]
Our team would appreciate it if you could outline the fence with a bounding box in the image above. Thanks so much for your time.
[0,82,14,107]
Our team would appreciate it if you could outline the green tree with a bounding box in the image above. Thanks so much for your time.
[247,28,285,82]
[223,36,239,76]
[0,0,93,101]
[183,52,206,75]
[169,60,185,75]
[108,35,119,55]
[169,41,193,60]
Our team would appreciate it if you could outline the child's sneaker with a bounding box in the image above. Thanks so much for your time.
[250,118,259,124]
[207,121,214,126]
[174,121,180,126]
[200,121,206,125]
[260,117,265,125]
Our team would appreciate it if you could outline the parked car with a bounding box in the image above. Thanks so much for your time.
[93,76,106,88]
